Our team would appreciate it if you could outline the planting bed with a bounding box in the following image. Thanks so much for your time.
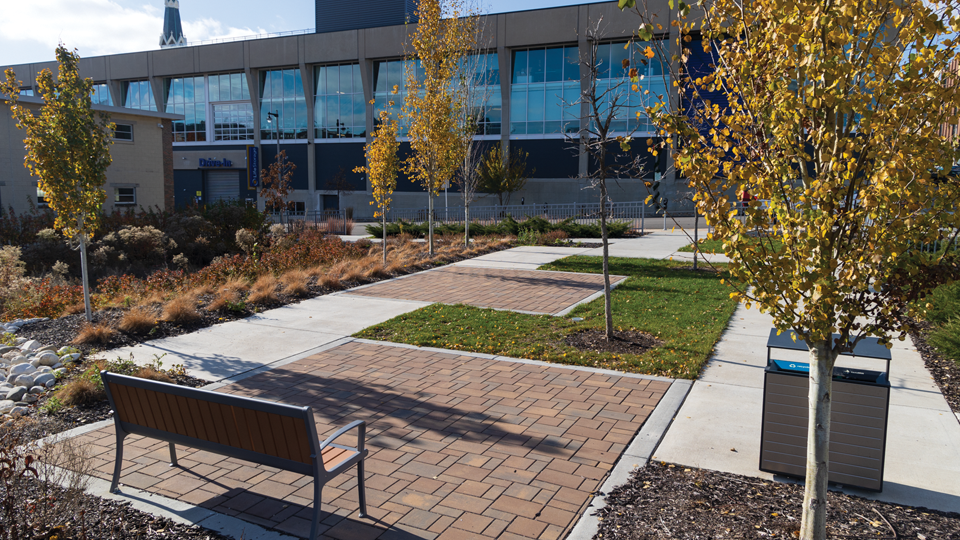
[593,461,960,539]
[911,320,960,415]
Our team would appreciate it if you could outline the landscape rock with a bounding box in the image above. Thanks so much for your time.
[10,363,37,376]
[13,374,34,388]
[37,352,60,366]
[2,351,19,359]
[30,358,41,368]
[52,362,63,369]
[57,346,80,356]
[22,394,38,403]
[10,406,29,417]
[37,366,52,373]
[35,345,58,353]
[60,353,82,363]
[0,346,15,355]
[6,387,27,401]
[14,337,26,345]
[10,356,29,365]
[0,401,15,414]
[45,379,56,388]
[29,386,45,395]
[33,373,55,386]
[19,340,40,351]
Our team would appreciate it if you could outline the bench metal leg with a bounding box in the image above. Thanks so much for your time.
[310,481,323,540]
[168,442,178,466]
[357,460,367,518]
[110,432,126,493]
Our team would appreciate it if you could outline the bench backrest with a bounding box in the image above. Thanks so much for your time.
[102,371,320,476]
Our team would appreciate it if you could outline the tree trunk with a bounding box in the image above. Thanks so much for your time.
[600,182,613,340]
[79,236,93,323]
[428,191,435,256]
[382,213,387,266]
[465,203,471,246]
[800,340,837,540]
[693,212,699,271]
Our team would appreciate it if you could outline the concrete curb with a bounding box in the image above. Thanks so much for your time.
[564,379,693,540]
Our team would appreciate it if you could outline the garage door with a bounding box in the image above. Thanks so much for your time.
[206,170,239,203]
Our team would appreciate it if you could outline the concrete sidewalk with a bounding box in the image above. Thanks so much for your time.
[653,302,960,513]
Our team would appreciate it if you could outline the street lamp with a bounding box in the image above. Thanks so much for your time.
[266,111,280,217]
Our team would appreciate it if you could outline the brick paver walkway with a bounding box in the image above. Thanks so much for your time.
[73,341,667,540]
[344,267,628,315]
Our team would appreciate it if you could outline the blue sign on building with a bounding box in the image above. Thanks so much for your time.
[199,158,232,167]
[247,146,259,189]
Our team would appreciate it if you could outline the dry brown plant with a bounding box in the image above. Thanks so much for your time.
[63,302,86,316]
[55,377,105,406]
[279,269,310,297]
[118,307,156,334]
[319,274,344,290]
[134,366,174,383]
[205,289,239,312]
[73,324,115,345]
[248,274,279,304]
[161,295,201,324]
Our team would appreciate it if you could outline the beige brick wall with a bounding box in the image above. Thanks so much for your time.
[0,102,169,217]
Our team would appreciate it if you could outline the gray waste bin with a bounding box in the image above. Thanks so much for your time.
[759,330,891,491]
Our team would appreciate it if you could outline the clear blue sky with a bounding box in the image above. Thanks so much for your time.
[0,0,611,67]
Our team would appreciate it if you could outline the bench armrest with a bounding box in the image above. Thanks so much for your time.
[319,420,366,452]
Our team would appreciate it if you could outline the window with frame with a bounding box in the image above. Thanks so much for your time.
[464,53,502,135]
[164,76,206,142]
[259,69,308,140]
[315,64,365,139]
[592,41,668,133]
[114,187,136,206]
[209,73,255,141]
[91,83,111,106]
[373,58,421,136]
[37,185,48,208]
[20,88,34,96]
[113,124,133,141]
[122,80,157,111]
[510,46,581,135]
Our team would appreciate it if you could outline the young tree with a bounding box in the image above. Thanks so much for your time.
[453,43,496,246]
[403,0,479,255]
[259,150,296,216]
[476,143,533,206]
[355,109,400,265]
[571,20,650,341]
[2,45,114,323]
[623,0,960,537]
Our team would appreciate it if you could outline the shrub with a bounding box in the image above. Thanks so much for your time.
[319,274,343,290]
[73,324,115,345]
[923,281,960,327]
[0,245,26,290]
[133,366,174,383]
[119,307,156,334]
[540,229,569,245]
[161,296,201,324]
[929,317,960,365]
[236,228,258,254]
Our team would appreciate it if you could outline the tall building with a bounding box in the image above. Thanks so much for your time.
[2,0,681,217]
[160,0,187,48]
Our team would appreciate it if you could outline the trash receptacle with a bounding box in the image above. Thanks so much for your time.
[759,330,891,491]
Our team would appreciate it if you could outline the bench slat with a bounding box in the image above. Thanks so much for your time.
[322,446,351,470]
[255,409,279,457]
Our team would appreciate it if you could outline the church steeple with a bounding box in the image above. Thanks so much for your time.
[160,0,187,48]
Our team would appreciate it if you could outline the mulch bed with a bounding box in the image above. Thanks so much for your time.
[564,329,664,356]
[910,319,960,415]
[15,241,515,356]
[3,477,234,540]
[594,461,960,539]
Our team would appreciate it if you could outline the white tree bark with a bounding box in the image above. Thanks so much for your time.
[79,236,93,323]
[800,340,837,540]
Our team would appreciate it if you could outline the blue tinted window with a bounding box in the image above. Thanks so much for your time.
[260,68,307,139]
[164,77,205,141]
[122,80,157,111]
[315,63,365,138]
[510,46,579,134]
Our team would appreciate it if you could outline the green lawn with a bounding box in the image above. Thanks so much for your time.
[354,256,739,379]
[678,236,783,253]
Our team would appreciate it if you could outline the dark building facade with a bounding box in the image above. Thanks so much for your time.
[2,0,684,217]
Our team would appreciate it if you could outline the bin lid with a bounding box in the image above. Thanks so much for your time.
[770,360,886,384]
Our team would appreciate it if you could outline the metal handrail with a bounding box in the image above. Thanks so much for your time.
[188,28,315,47]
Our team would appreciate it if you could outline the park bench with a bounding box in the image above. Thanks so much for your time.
[101,371,368,540]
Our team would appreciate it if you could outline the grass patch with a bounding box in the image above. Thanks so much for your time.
[355,256,739,379]
[678,236,783,253]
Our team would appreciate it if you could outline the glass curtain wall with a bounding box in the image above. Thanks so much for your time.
[209,73,254,141]
[314,64,365,138]
[464,53,501,135]
[373,59,422,136]
[259,69,308,140]
[594,41,667,133]
[510,46,581,135]
[91,84,111,106]
[122,81,157,111]
[164,77,206,141]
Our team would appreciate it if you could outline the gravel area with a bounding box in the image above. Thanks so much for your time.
[594,461,960,539]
